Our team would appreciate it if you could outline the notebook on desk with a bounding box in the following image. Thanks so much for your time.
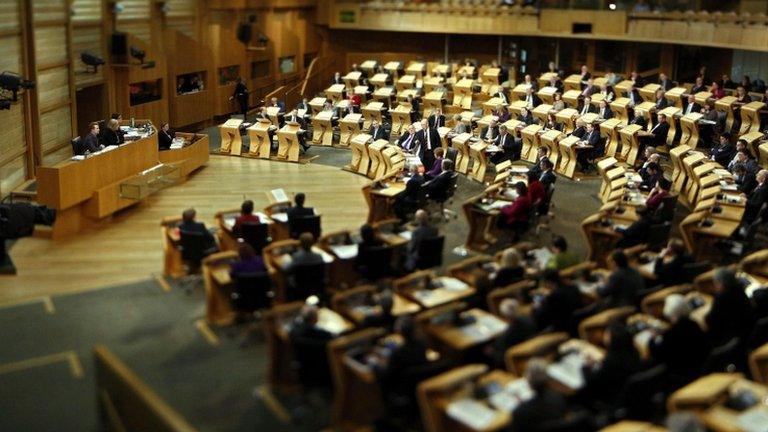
[446,398,499,431]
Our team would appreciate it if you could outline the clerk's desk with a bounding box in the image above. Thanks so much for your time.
[158,132,210,178]
[38,121,192,238]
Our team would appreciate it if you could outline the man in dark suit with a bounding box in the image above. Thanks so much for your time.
[658,73,674,91]
[512,359,571,432]
[424,159,454,198]
[296,98,309,112]
[369,120,387,141]
[630,113,648,129]
[395,165,424,220]
[287,232,324,271]
[682,94,701,116]
[493,89,509,104]
[710,133,735,166]
[427,109,445,129]
[523,87,541,108]
[579,65,591,87]
[158,122,174,151]
[289,304,335,388]
[570,119,587,139]
[742,169,768,226]
[654,89,669,110]
[417,119,440,170]
[597,100,613,120]
[397,124,419,152]
[481,119,500,142]
[232,77,249,119]
[82,122,103,154]
[178,208,218,251]
[577,122,603,171]
[652,238,693,286]
[616,205,654,249]
[331,71,343,85]
[649,294,710,383]
[287,193,314,220]
[407,209,439,270]
[691,76,707,94]
[488,299,536,367]
[734,164,758,195]
[269,97,285,112]
[705,268,756,346]
[597,249,645,307]
[628,85,642,107]
[642,113,670,149]
[578,96,596,116]
[528,147,549,180]
[533,269,583,334]
[495,124,520,162]
[639,162,662,191]
[407,96,420,123]
[539,159,557,190]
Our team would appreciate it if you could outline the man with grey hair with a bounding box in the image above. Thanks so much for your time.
[487,298,536,367]
[649,293,709,383]
[511,358,569,432]
[743,169,768,226]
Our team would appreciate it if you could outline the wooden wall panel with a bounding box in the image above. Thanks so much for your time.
[0,156,27,198]
[0,0,20,33]
[0,35,22,72]
[117,21,152,43]
[0,105,26,157]
[166,0,196,18]
[167,17,196,39]
[37,67,71,112]
[42,145,72,167]
[72,0,102,23]
[33,0,68,22]
[119,0,152,21]
[35,26,69,68]
[73,25,105,87]
[39,106,73,155]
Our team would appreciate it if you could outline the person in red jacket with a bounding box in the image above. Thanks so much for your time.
[499,182,531,237]
[526,171,545,214]
[232,200,261,235]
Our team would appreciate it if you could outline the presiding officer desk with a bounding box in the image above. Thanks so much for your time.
[38,120,208,238]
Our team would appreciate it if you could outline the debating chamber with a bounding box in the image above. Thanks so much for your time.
[4,0,768,430]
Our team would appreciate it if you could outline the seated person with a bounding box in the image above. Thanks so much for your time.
[424,148,445,180]
[394,165,424,220]
[494,124,520,163]
[528,147,550,180]
[232,200,261,235]
[407,210,439,270]
[581,322,641,405]
[639,162,661,191]
[229,243,267,279]
[705,267,756,346]
[597,100,613,120]
[570,119,587,139]
[369,120,387,141]
[527,171,546,214]
[499,182,531,235]
[424,159,455,198]
[638,151,660,182]
[374,316,430,410]
[645,178,671,213]
[289,304,335,388]
[102,119,124,147]
[494,248,525,287]
[576,123,602,171]
[158,122,174,150]
[545,235,580,270]
[512,358,570,432]
[397,124,420,152]
[178,208,218,252]
[597,249,645,308]
[447,114,467,136]
[742,169,768,227]
[733,163,758,195]
[361,290,395,330]
[649,294,710,384]
[533,269,583,334]
[287,192,314,220]
[543,113,562,131]
[486,299,536,368]
[518,107,534,125]
[652,238,692,286]
[481,119,500,142]
[709,132,735,167]
[107,113,125,142]
[616,205,654,249]
[83,122,104,154]
[358,223,384,249]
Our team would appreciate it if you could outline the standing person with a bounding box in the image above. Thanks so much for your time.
[158,122,174,150]
[232,77,249,119]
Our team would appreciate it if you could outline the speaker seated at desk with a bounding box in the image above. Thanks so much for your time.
[637,113,670,153]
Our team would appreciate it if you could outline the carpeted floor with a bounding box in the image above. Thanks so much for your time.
[0,121,604,431]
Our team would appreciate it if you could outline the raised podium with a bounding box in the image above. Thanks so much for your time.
[555,108,579,134]
[390,104,413,137]
[453,78,474,109]
[614,80,634,97]
[343,71,362,91]
[562,90,582,108]
[714,96,738,133]
[618,124,643,165]
[740,130,764,159]
[347,133,373,175]
[557,135,581,179]
[266,106,282,126]
[521,124,544,164]
[563,74,582,92]
[660,106,681,146]
[339,113,363,147]
[367,139,387,179]
[423,91,446,114]
[422,76,444,94]
[360,60,378,77]
[362,101,385,130]
[469,141,490,182]
[276,122,302,162]
[396,75,416,92]
[218,118,243,155]
[538,128,561,167]
[739,101,765,135]
[373,87,395,107]
[482,67,501,95]
[406,62,426,81]
[639,83,661,102]
[537,86,558,104]
[666,87,687,108]
[483,97,505,116]
[452,133,473,174]
[600,118,623,158]
[326,84,346,104]
[533,104,554,123]
[312,111,335,146]
[680,112,704,148]
[309,97,327,115]
[610,98,632,124]
[370,73,390,90]
[246,119,273,159]
[511,84,530,102]
[384,61,403,79]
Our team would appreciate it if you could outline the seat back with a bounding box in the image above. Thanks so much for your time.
[357,245,395,280]
[654,194,678,222]
[291,332,332,388]
[240,222,270,252]
[231,271,272,312]
[646,221,672,251]
[704,337,747,374]
[179,230,209,270]
[682,260,710,282]
[614,364,669,420]
[71,137,82,156]
[288,214,321,239]
[288,261,326,302]
[427,173,458,203]
[415,235,445,269]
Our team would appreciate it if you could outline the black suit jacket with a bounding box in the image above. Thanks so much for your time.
[540,170,556,189]
[745,183,768,223]
[706,288,756,345]
[649,317,709,379]
[659,79,674,91]
[519,113,534,125]
[158,130,174,150]
[409,224,439,257]
[710,144,735,166]
[737,172,758,195]
[512,388,569,432]
[497,133,514,150]
[103,129,121,147]
[649,122,670,146]
[83,133,101,153]
[397,132,419,151]
[578,103,597,116]
[428,114,446,129]
[691,84,708,94]
[598,267,645,307]
[417,127,440,153]
[655,98,669,110]
[653,254,692,286]
[534,282,582,333]
[369,126,387,141]
[616,218,652,249]
[481,125,500,141]
[582,346,641,402]
[598,107,613,119]
[179,220,216,246]
[683,101,701,116]
[287,205,314,220]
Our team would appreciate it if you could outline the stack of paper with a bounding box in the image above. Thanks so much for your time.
[547,353,586,389]
[446,399,498,430]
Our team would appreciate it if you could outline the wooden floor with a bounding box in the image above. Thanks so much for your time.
[0,155,370,304]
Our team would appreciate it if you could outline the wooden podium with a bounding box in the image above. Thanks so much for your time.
[537,72,558,88]
[483,97,505,116]
[537,86,558,104]
[475,114,496,139]
[680,112,704,148]
[538,128,561,167]
[360,60,378,76]
[452,133,473,174]
[562,90,582,108]
[276,122,302,162]
[373,87,395,107]
[714,96,738,133]
[634,101,657,131]
[694,91,712,106]
[343,71,362,91]
[469,141,490,182]
[739,101,765,135]
[614,80,634,97]
[511,84,530,101]
[266,106,282,126]
[309,97,327,115]
[522,124,544,164]
[600,118,623,158]
[339,113,363,147]
[384,61,403,79]
[665,87,687,108]
[508,100,528,117]
[557,135,581,179]
[362,101,384,130]
[423,91,446,114]
[396,75,416,92]
[312,111,335,146]
[218,118,243,155]
[453,78,474,109]
[618,124,643,165]
[246,119,273,159]
[370,73,390,90]
[406,62,426,81]
[563,74,582,92]
[555,108,579,134]
[481,67,500,95]
[639,83,661,102]
[348,133,372,175]
[533,104,554,123]
[740,130,764,159]
[759,141,768,167]
[669,144,692,192]
[610,98,632,124]
[660,106,681,147]
[367,139,387,179]
[422,76,444,94]
[390,104,413,137]
[326,84,346,104]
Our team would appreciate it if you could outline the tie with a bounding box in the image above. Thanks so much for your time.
[405,135,413,149]
[426,130,431,149]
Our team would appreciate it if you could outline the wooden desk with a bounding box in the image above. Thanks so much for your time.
[537,86,558,105]
[610,98,631,124]
[202,251,240,326]
[714,96,738,133]
[312,111,335,147]
[521,125,544,164]
[424,90,446,114]
[563,74,582,92]
[246,119,273,159]
[361,101,384,130]
[578,306,636,347]
[618,124,642,166]
[339,113,363,147]
[158,132,209,179]
[505,332,569,376]
[362,180,406,224]
[390,104,413,137]
[347,133,372,176]
[396,74,416,92]
[276,122,302,162]
[600,118,623,158]
[453,78,474,109]
[396,273,476,309]
[680,112,704,148]
[639,84,660,103]
[750,342,768,385]
[453,133,473,175]
[369,73,390,90]
[601,421,667,432]
[556,135,582,179]
[739,101,765,135]
[326,84,346,104]
[218,118,243,155]
[555,108,579,134]
[343,71,362,91]
[161,216,183,278]
[425,308,508,354]
[332,285,420,326]
[469,141,490,183]
[665,87,688,108]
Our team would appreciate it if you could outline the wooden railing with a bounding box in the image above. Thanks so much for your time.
[282,56,338,108]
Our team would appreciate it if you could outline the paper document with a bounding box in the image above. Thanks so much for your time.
[330,244,358,260]
[547,353,586,389]
[446,398,498,430]
[270,188,289,203]
[271,212,288,223]
[737,406,768,432]
[437,277,469,292]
